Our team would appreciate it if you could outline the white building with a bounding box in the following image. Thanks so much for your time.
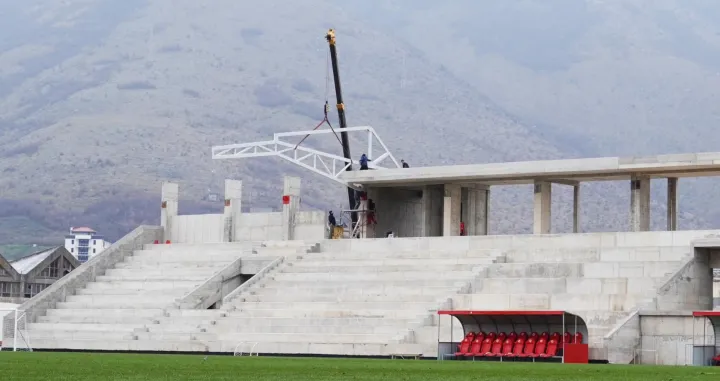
[64,227,111,263]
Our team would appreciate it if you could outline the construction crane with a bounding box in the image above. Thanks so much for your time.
[325,28,358,225]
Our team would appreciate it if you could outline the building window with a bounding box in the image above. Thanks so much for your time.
[93,240,96,244]
[71,239,74,244]
[93,248,96,254]
[24,283,47,298]
[78,247,89,262]
[78,239,89,246]
[40,259,60,278]
[71,248,74,253]
[1,282,12,297]
[0,267,6,276]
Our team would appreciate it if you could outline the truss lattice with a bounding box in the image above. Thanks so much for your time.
[211,126,400,188]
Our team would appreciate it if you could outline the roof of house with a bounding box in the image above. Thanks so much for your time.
[10,247,56,274]
[71,227,96,233]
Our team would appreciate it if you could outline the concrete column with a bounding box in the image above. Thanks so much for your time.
[630,175,650,232]
[667,177,678,231]
[281,176,301,241]
[466,186,489,235]
[422,185,444,237]
[160,182,179,241]
[223,180,242,242]
[533,181,552,234]
[573,184,580,233]
[443,184,462,236]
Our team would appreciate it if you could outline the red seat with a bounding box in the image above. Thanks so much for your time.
[530,332,539,340]
[713,354,720,366]
[497,332,507,341]
[497,338,514,357]
[530,338,547,358]
[505,338,526,358]
[550,332,560,342]
[574,332,584,344]
[563,332,572,344]
[454,333,475,356]
[519,332,528,340]
[540,332,549,341]
[516,338,536,358]
[508,332,518,341]
[483,338,503,357]
[539,339,559,358]
[471,337,493,357]
[464,334,485,357]
[486,332,496,340]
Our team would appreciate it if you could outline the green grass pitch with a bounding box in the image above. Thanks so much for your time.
[1,352,719,380]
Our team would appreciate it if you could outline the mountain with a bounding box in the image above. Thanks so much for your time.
[0,0,717,243]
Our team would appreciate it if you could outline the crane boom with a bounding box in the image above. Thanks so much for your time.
[326,29,357,224]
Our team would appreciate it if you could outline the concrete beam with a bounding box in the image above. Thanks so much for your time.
[223,180,242,242]
[630,175,650,232]
[282,176,302,241]
[443,184,461,236]
[533,181,551,234]
[667,177,678,231]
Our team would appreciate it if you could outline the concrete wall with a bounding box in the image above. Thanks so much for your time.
[235,212,283,241]
[294,211,326,241]
[370,187,425,238]
[169,214,225,243]
[639,313,715,365]
[655,249,714,311]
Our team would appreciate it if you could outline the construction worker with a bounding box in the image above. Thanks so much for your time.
[367,199,376,225]
[401,159,409,168]
[328,211,336,227]
[460,221,466,236]
[360,154,369,170]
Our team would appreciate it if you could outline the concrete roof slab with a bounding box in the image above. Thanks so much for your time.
[342,151,720,187]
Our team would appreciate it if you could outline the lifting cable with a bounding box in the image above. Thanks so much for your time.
[294,51,343,150]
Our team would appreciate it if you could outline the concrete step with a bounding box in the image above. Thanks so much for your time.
[28,323,139,333]
[27,338,210,352]
[144,241,309,250]
[46,308,164,318]
[64,294,180,304]
[214,341,423,356]
[213,316,414,328]
[75,288,187,296]
[239,293,444,303]
[251,285,459,297]
[84,280,200,290]
[56,301,173,309]
[95,274,210,282]
[475,277,666,294]
[225,308,424,319]
[208,324,403,335]
[104,267,225,277]
[306,250,501,260]
[123,256,238,264]
[37,315,158,325]
[292,258,497,267]
[486,261,682,279]
[487,263,583,278]
[30,329,133,341]
[453,293,656,311]
[255,279,470,289]
[284,263,483,273]
[114,261,230,270]
[272,271,475,282]
[218,332,392,344]
[233,301,438,311]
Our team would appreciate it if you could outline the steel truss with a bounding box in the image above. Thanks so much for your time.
[211,126,400,188]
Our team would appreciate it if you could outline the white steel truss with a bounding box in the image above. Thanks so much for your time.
[211,126,400,188]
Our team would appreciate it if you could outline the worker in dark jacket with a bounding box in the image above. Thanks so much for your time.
[360,154,369,170]
[328,211,336,227]
[401,159,409,168]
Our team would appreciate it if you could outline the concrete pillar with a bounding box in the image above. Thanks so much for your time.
[281,176,301,241]
[160,182,179,241]
[443,184,462,236]
[223,180,242,242]
[533,181,551,234]
[422,185,443,237]
[667,177,678,231]
[630,175,650,232]
[466,186,489,235]
[573,184,580,233]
